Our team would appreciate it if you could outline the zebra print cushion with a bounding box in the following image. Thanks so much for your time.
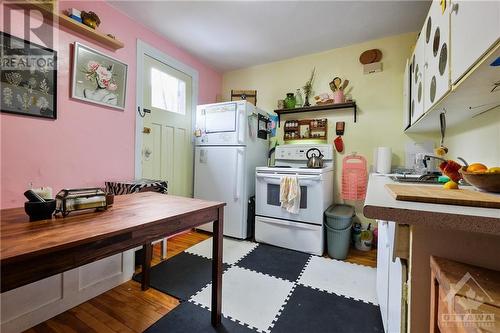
[105,179,168,195]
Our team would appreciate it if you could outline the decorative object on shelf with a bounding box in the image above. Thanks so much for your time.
[81,11,101,29]
[283,118,327,141]
[295,88,303,107]
[72,42,128,110]
[231,89,257,105]
[65,8,83,23]
[329,76,349,104]
[277,99,285,109]
[302,67,315,107]
[314,92,334,105]
[284,92,296,109]
[1,32,57,119]
[55,188,107,217]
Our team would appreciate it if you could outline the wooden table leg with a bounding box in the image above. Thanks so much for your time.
[141,243,152,291]
[211,207,223,327]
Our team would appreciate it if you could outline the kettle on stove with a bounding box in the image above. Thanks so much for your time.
[306,148,324,168]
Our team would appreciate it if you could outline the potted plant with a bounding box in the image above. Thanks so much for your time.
[303,68,315,107]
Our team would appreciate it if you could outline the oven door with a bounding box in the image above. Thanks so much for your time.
[255,172,327,225]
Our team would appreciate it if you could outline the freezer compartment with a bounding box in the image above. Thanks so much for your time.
[255,216,324,255]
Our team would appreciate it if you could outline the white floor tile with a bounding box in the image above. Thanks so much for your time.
[298,256,378,305]
[189,266,294,332]
[185,237,258,265]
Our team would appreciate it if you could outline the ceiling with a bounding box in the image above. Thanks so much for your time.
[109,1,430,72]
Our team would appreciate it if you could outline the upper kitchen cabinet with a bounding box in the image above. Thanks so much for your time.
[424,0,450,109]
[405,0,500,133]
[410,32,426,125]
[450,0,500,84]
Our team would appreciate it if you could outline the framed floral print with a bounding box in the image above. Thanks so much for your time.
[0,32,57,119]
[71,42,127,110]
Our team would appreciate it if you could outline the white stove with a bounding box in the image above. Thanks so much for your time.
[255,144,334,255]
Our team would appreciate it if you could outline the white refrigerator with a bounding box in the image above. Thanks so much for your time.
[194,101,269,239]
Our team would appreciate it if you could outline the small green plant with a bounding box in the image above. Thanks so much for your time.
[302,67,315,106]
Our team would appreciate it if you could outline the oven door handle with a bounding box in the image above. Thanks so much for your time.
[256,174,321,186]
[256,174,321,181]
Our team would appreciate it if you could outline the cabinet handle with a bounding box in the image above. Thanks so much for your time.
[451,3,459,14]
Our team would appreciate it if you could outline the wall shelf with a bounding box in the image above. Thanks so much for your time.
[274,102,357,126]
[15,1,124,50]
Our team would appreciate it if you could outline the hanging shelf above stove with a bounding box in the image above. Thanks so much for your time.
[274,102,357,126]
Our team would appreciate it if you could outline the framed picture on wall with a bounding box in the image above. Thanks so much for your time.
[0,32,57,119]
[71,42,127,110]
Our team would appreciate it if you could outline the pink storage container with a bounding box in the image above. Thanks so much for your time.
[342,154,368,200]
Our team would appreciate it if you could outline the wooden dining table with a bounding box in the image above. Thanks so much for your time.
[0,192,225,327]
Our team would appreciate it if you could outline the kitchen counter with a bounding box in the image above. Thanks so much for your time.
[363,174,500,235]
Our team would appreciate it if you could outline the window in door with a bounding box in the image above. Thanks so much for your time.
[150,67,186,114]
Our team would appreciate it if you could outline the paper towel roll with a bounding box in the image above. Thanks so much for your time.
[376,147,392,174]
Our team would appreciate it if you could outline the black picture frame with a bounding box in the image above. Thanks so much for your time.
[0,31,57,119]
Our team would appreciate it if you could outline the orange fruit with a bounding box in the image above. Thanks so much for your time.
[466,163,488,173]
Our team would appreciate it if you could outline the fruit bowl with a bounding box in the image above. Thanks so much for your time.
[459,168,500,193]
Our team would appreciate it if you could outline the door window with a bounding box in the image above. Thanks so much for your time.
[205,103,237,133]
[267,184,307,209]
[150,67,186,114]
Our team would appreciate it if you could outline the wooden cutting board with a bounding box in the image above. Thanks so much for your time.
[385,184,500,208]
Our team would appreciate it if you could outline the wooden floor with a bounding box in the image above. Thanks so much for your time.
[24,230,376,333]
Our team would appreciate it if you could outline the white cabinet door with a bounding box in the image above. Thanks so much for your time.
[376,220,390,332]
[424,0,451,109]
[410,33,426,125]
[450,0,500,84]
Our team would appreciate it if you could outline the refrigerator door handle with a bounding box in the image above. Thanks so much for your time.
[234,149,244,201]
[237,106,245,144]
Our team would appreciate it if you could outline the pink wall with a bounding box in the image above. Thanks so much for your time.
[0,1,222,208]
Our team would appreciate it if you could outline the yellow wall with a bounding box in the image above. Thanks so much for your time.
[222,32,436,223]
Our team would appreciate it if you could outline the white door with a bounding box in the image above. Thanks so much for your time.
[194,146,246,238]
[424,0,450,109]
[410,32,425,124]
[450,0,500,84]
[141,54,193,197]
